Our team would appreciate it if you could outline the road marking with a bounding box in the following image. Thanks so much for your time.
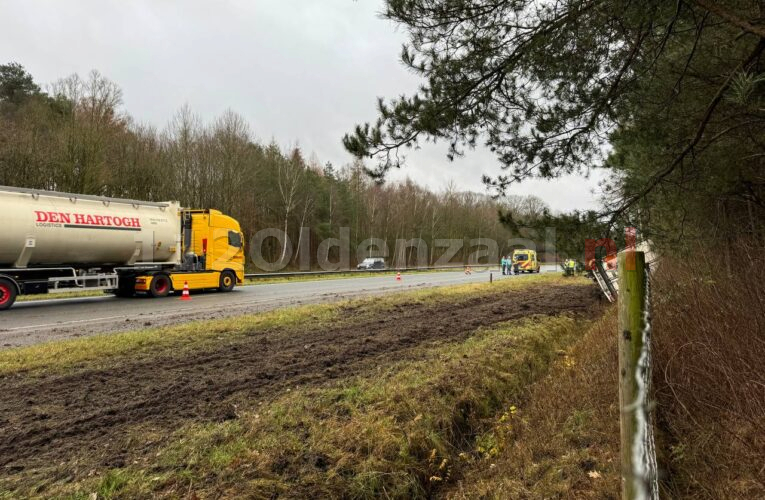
[4,314,131,331]
[2,269,561,337]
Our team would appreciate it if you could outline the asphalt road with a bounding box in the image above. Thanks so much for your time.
[0,266,559,349]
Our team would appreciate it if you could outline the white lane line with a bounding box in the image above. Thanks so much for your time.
[3,278,459,333]
[3,293,328,334]
[2,270,558,335]
[4,314,131,331]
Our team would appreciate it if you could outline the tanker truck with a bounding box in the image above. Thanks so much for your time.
[0,185,245,310]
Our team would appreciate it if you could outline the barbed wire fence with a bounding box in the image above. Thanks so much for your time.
[629,264,659,499]
[592,249,659,499]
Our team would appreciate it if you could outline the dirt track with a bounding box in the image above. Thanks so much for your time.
[0,283,602,483]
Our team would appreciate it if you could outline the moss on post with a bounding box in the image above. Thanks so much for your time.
[617,250,646,499]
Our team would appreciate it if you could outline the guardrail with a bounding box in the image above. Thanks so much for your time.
[617,250,659,499]
[593,259,618,302]
[244,264,505,279]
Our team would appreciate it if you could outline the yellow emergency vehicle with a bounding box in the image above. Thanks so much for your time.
[512,249,541,273]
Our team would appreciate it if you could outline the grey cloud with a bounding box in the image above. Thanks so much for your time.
[1,0,603,212]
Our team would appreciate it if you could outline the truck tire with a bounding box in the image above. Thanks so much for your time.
[219,271,236,292]
[149,274,172,298]
[0,278,17,311]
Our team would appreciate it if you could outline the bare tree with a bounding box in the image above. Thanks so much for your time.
[277,146,305,262]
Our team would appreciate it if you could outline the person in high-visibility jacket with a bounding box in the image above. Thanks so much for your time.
[500,256,508,275]
[563,258,576,276]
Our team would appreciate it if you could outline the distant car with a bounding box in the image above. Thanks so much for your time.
[357,257,386,270]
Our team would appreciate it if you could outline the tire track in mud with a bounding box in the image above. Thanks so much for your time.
[0,283,603,476]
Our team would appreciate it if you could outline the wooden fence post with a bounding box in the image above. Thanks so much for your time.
[617,250,646,499]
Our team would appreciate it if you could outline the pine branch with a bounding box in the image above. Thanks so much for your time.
[688,0,765,38]
[608,38,765,225]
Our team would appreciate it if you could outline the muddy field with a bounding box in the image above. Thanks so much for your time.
[0,283,602,487]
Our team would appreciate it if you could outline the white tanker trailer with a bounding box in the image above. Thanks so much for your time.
[0,186,246,310]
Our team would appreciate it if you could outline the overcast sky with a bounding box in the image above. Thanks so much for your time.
[1,0,607,212]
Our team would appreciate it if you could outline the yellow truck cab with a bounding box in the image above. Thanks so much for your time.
[134,209,245,297]
[512,249,541,274]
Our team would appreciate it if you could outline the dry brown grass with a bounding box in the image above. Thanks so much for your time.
[652,243,765,498]
[446,309,621,499]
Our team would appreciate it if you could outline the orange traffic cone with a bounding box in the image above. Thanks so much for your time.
[396,272,402,282]
[180,281,191,301]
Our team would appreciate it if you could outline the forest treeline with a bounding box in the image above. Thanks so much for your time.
[0,64,551,269]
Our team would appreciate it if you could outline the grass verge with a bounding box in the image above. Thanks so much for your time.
[16,290,107,302]
[447,309,620,498]
[244,267,472,285]
[27,313,599,499]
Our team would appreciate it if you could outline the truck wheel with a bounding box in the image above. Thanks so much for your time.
[219,271,236,292]
[149,274,172,298]
[0,278,17,311]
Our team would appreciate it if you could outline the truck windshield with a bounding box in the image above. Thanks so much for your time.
[514,255,528,261]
